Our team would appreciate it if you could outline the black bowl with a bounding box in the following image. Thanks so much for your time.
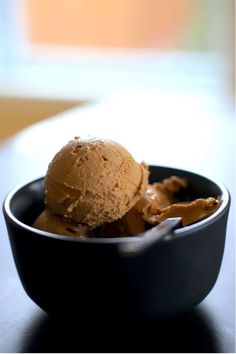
[3,166,230,322]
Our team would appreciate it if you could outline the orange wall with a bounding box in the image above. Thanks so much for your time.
[25,0,197,49]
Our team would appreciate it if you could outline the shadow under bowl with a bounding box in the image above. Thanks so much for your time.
[3,166,230,322]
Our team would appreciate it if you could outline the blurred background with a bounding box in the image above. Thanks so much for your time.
[0,0,234,140]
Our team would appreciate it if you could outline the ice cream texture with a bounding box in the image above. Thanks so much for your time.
[33,209,93,237]
[33,137,219,237]
[44,137,149,228]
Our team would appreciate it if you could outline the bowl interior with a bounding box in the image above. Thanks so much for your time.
[10,179,45,227]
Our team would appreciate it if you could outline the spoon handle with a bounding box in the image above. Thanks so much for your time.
[119,217,182,256]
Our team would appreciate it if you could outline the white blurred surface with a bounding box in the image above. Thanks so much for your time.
[2,87,234,187]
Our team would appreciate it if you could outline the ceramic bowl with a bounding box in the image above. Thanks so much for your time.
[3,166,230,321]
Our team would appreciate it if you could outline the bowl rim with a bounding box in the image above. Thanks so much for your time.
[3,165,230,244]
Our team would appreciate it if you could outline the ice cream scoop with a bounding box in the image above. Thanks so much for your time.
[33,138,219,238]
[43,137,149,228]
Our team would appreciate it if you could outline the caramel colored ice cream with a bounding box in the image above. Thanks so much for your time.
[33,209,94,237]
[132,177,219,227]
[33,137,219,238]
[100,209,146,237]
[154,197,219,226]
[134,176,188,215]
[35,137,148,230]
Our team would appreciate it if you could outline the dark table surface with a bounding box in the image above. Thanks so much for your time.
[0,93,235,352]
